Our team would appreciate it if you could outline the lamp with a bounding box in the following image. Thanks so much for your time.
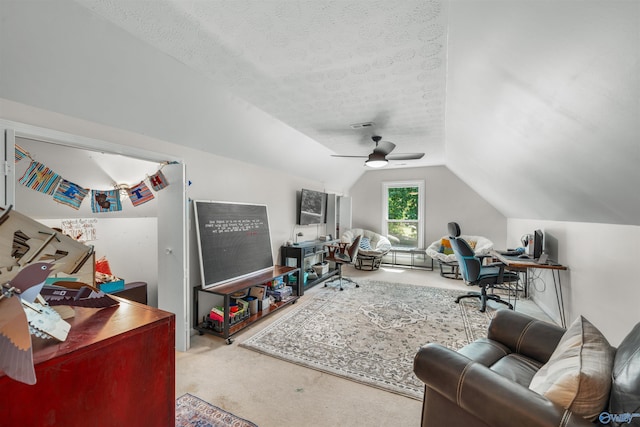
[365,152,388,168]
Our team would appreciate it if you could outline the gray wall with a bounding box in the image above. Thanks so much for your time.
[350,166,507,248]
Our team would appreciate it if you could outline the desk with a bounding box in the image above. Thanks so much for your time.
[491,250,568,328]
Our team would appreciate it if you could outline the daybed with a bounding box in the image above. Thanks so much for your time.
[414,309,640,427]
[426,235,493,279]
[341,228,391,271]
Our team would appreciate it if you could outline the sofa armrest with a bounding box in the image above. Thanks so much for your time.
[487,309,565,364]
[414,344,593,427]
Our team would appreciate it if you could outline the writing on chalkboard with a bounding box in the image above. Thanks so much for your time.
[205,219,265,234]
[194,200,274,289]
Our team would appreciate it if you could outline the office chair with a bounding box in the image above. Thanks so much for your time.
[447,222,519,312]
[325,235,361,291]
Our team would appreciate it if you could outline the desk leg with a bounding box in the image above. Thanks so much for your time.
[553,270,566,328]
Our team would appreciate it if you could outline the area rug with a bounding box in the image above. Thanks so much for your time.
[240,280,495,400]
[176,393,258,427]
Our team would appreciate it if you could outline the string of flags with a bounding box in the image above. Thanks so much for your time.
[14,144,173,213]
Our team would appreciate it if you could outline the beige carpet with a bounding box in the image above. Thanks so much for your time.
[240,279,495,400]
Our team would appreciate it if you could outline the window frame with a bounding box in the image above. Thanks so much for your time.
[382,180,425,248]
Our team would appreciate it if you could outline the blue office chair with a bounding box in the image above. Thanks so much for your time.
[448,222,519,312]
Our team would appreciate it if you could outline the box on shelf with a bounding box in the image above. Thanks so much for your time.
[268,276,285,290]
[313,262,329,276]
[249,286,267,300]
[259,297,271,311]
[98,279,125,293]
[205,299,250,332]
[267,285,293,302]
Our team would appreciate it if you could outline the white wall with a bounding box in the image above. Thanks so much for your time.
[0,0,358,192]
[39,218,158,305]
[350,165,508,247]
[508,219,639,346]
[1,99,330,324]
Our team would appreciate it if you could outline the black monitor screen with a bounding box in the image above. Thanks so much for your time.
[533,229,544,259]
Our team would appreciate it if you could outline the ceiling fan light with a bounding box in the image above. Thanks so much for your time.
[365,153,388,168]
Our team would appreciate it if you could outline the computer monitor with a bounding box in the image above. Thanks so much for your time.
[533,229,544,260]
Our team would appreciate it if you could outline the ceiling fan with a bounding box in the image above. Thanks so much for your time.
[331,136,425,168]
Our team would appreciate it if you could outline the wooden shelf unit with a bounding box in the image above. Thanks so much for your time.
[194,265,300,344]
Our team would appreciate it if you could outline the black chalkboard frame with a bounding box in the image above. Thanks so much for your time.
[193,200,274,289]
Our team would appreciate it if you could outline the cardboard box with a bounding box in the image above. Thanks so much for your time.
[249,286,267,300]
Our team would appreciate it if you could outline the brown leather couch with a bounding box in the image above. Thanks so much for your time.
[413,309,640,427]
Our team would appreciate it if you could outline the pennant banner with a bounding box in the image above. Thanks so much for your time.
[54,179,89,210]
[18,161,62,195]
[91,189,122,213]
[149,170,169,191]
[15,144,29,163]
[15,144,172,212]
[127,181,155,207]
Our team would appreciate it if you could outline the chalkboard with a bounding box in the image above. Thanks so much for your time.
[193,201,274,289]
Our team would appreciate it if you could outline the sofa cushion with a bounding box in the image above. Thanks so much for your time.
[491,353,544,387]
[359,237,372,250]
[608,322,640,420]
[528,315,615,421]
[439,238,454,255]
[463,239,477,250]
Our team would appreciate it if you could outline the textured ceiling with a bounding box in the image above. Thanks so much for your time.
[75,0,448,168]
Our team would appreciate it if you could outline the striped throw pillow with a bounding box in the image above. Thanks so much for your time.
[529,316,614,421]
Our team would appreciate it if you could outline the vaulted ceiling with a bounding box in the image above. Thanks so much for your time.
[75,0,448,168]
[2,1,638,225]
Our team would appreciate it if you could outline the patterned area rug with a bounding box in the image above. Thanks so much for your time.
[176,393,258,427]
[240,280,495,400]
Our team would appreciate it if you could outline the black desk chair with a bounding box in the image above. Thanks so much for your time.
[448,222,519,312]
[325,235,361,291]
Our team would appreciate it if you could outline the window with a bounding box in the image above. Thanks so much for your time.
[382,181,424,248]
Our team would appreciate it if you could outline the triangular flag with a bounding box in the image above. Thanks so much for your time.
[149,170,169,191]
[53,179,88,210]
[14,144,29,163]
[18,161,61,195]
[127,181,155,207]
[91,189,122,213]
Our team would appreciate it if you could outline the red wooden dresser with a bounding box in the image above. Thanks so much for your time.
[0,297,175,426]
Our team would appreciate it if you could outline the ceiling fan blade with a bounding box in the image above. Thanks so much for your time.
[386,153,425,161]
[331,154,369,158]
[373,141,396,156]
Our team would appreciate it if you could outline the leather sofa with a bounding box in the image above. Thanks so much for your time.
[413,309,640,427]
